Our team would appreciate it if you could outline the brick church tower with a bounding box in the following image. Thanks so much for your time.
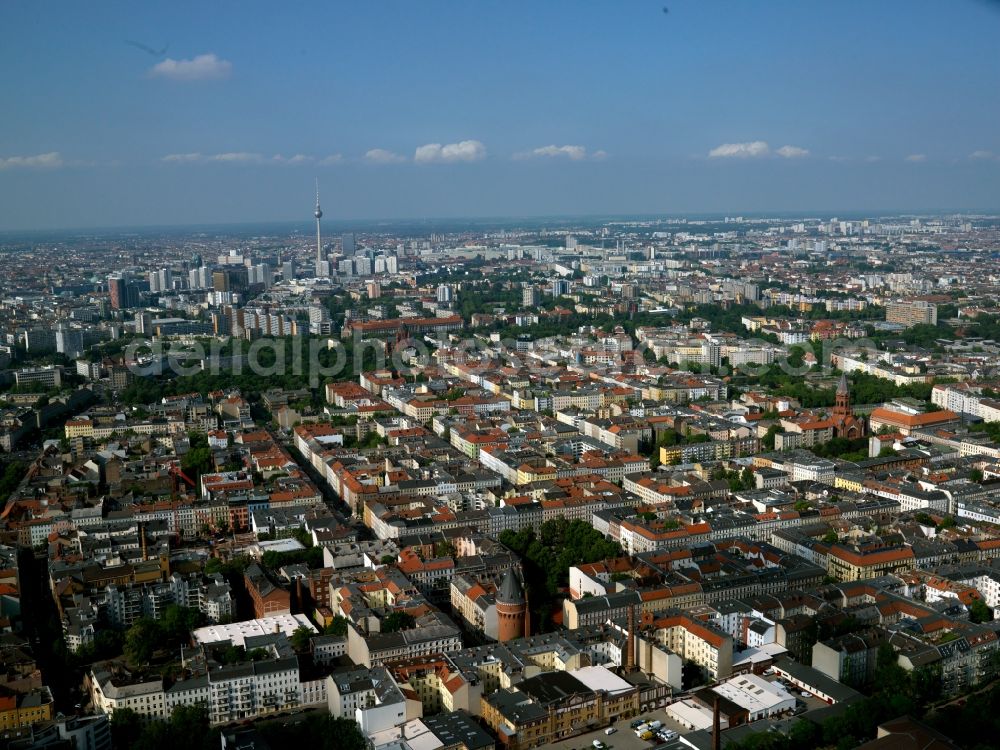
[831,373,865,438]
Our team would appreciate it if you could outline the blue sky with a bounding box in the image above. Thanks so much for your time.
[1,0,999,230]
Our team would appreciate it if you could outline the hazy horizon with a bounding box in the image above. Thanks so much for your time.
[4,207,1000,241]
[2,0,999,231]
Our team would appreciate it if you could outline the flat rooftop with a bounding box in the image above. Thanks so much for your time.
[193,613,316,647]
[712,673,794,714]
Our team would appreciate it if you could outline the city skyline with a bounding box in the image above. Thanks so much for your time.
[5,3,1000,748]
[1,0,999,230]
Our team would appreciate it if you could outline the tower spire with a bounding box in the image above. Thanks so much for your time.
[314,178,326,277]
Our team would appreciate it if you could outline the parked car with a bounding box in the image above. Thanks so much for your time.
[605,728,617,735]
[593,741,605,749]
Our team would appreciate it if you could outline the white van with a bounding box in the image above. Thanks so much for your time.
[605,728,617,735]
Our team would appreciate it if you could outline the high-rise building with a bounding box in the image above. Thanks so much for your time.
[342,232,356,256]
[55,325,86,358]
[384,255,398,274]
[551,279,571,297]
[213,268,248,293]
[23,327,57,353]
[522,287,541,307]
[354,256,372,276]
[108,274,140,310]
[148,268,172,293]
[248,263,273,288]
[308,306,332,335]
[886,300,937,327]
[437,284,454,304]
[188,266,211,290]
[210,310,231,335]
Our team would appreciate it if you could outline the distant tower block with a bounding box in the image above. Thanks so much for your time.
[496,570,527,642]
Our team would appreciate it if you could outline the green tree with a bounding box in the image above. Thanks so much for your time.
[382,611,416,633]
[969,597,993,623]
[109,707,144,749]
[325,616,349,637]
[290,625,314,652]
[168,704,212,748]
[161,605,202,642]
[762,424,781,450]
[181,440,213,483]
[124,618,162,666]
[258,713,366,750]
[500,519,622,632]
[0,460,26,502]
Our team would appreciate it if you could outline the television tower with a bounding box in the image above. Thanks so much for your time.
[314,179,327,277]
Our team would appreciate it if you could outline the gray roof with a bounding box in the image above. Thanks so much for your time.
[775,658,863,703]
[497,569,525,605]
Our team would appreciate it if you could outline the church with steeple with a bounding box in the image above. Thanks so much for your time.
[829,373,865,439]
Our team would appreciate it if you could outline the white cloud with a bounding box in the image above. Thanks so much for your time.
[365,148,406,164]
[708,141,770,159]
[970,150,996,161]
[161,153,203,163]
[905,153,927,162]
[149,53,232,81]
[591,150,608,160]
[517,144,589,161]
[776,145,809,159]
[414,140,486,164]
[210,152,265,164]
[0,151,63,170]
[318,154,343,166]
[161,152,318,166]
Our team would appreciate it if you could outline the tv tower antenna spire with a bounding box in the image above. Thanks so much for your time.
[314,179,326,277]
